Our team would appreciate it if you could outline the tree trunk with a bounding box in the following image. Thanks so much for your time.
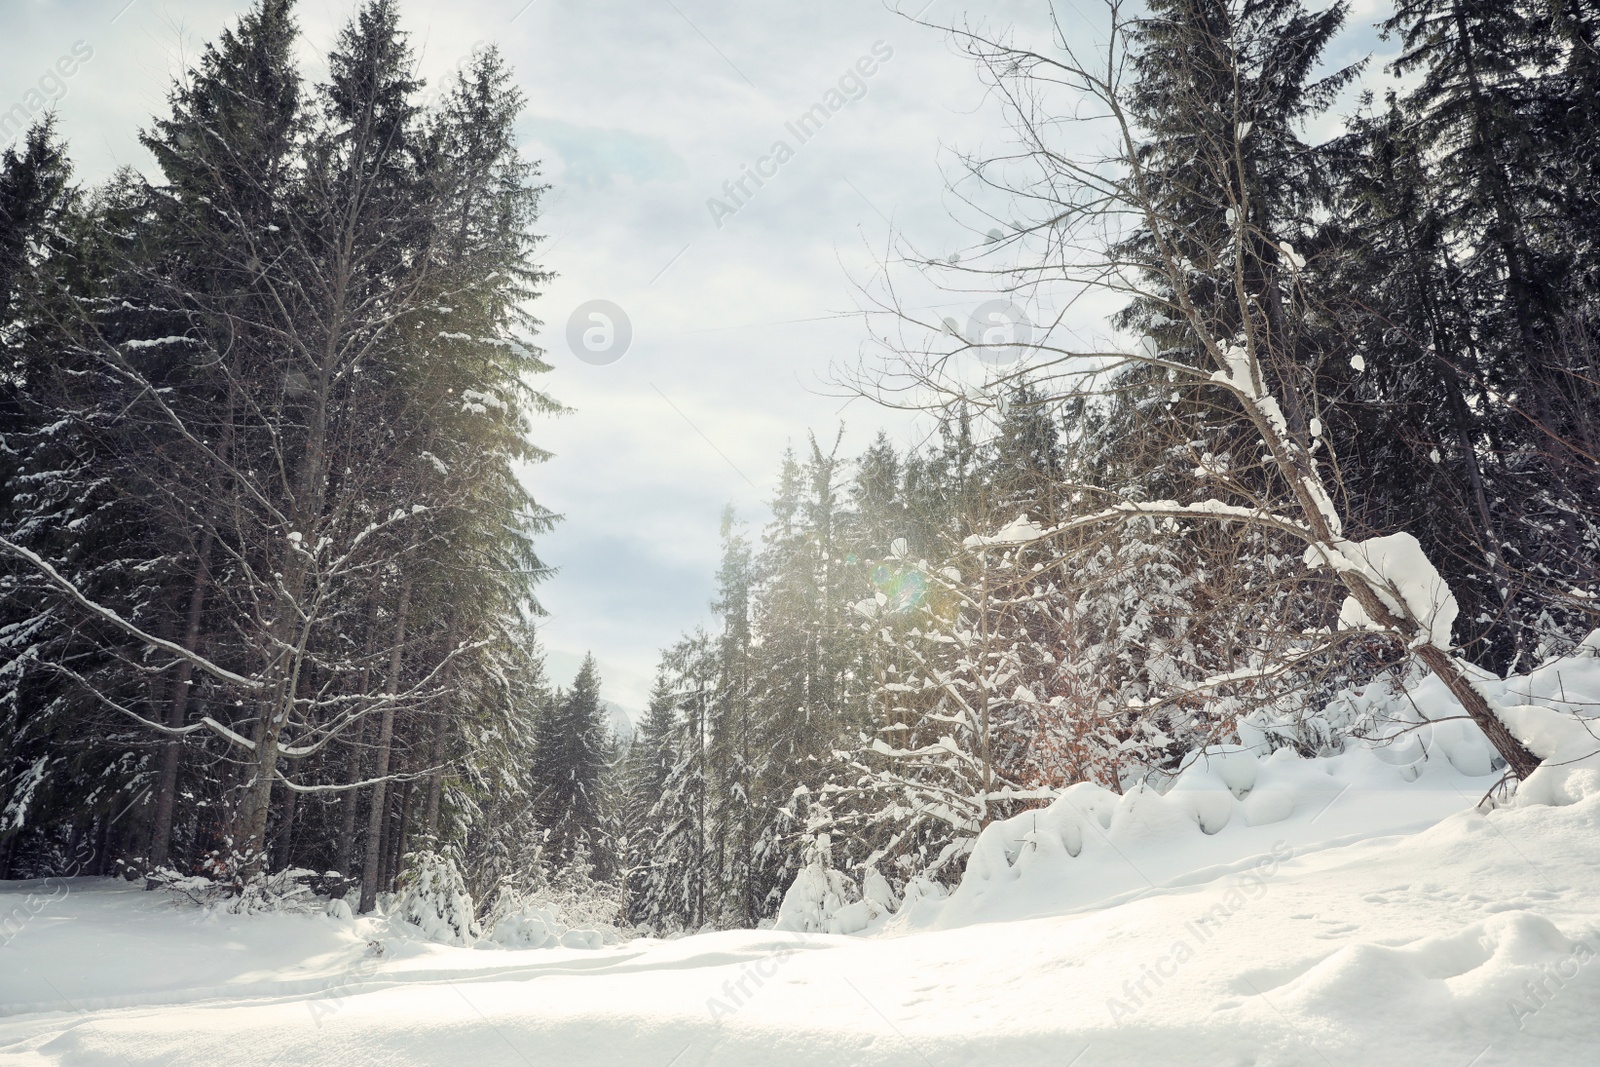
[239,301,340,877]
[359,570,413,913]
[391,777,414,887]
[237,620,301,878]
[334,715,367,876]
[150,530,213,868]
[88,818,108,876]
[1259,389,1544,781]
[373,792,391,897]
[335,574,383,875]
[421,621,456,845]
[1413,644,1539,780]
[274,759,299,870]
[421,719,447,845]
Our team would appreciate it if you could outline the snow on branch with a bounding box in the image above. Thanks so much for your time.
[0,536,262,690]
[962,500,1317,551]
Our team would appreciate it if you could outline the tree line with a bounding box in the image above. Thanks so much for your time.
[618,0,1599,932]
[0,0,614,916]
[3,0,1597,935]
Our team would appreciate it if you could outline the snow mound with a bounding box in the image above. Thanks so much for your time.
[913,642,1600,932]
[1503,704,1600,807]
[1258,910,1593,1035]
[910,738,1495,930]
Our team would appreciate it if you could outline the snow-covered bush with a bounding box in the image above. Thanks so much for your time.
[392,850,480,945]
[482,857,627,949]
[773,834,895,935]
[143,859,324,914]
[485,893,608,949]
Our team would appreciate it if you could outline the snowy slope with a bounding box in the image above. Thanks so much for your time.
[6,652,1599,1066]
[4,791,1599,1066]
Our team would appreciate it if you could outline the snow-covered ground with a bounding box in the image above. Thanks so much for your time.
[2,797,1595,1065]
[5,653,1600,1066]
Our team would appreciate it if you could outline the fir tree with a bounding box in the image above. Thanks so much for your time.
[530,655,611,875]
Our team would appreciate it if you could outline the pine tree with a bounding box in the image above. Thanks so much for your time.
[649,633,714,930]
[1383,0,1555,347]
[0,119,121,877]
[748,435,867,915]
[1,0,558,889]
[1342,0,1600,666]
[529,655,611,875]
[707,508,757,926]
[618,670,677,928]
[1117,0,1362,439]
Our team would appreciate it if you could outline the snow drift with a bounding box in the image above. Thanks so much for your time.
[897,638,1600,931]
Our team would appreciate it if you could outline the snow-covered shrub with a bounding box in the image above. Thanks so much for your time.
[773,859,856,934]
[773,834,894,935]
[862,867,899,912]
[482,857,627,949]
[393,850,480,945]
[886,874,949,928]
[143,859,323,914]
[484,895,565,948]
[484,892,607,949]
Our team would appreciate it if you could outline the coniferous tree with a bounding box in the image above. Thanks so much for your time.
[618,670,677,928]
[707,508,757,926]
[529,654,611,875]
[0,0,558,898]
[649,632,714,930]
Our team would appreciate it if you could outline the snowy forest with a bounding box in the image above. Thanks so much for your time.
[4,0,1600,967]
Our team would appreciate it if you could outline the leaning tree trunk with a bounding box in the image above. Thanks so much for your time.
[1233,350,1544,781]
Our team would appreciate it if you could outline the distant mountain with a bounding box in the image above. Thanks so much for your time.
[603,700,636,748]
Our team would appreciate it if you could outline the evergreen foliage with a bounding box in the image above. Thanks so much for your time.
[3,0,1597,937]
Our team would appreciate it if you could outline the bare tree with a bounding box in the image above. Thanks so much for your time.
[846,0,1540,779]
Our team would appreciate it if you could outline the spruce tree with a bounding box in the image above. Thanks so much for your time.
[618,670,677,928]
[650,633,714,930]
[707,508,756,926]
[529,655,610,874]
[0,0,558,889]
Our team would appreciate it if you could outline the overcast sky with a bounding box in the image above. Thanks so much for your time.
[5,0,1397,711]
